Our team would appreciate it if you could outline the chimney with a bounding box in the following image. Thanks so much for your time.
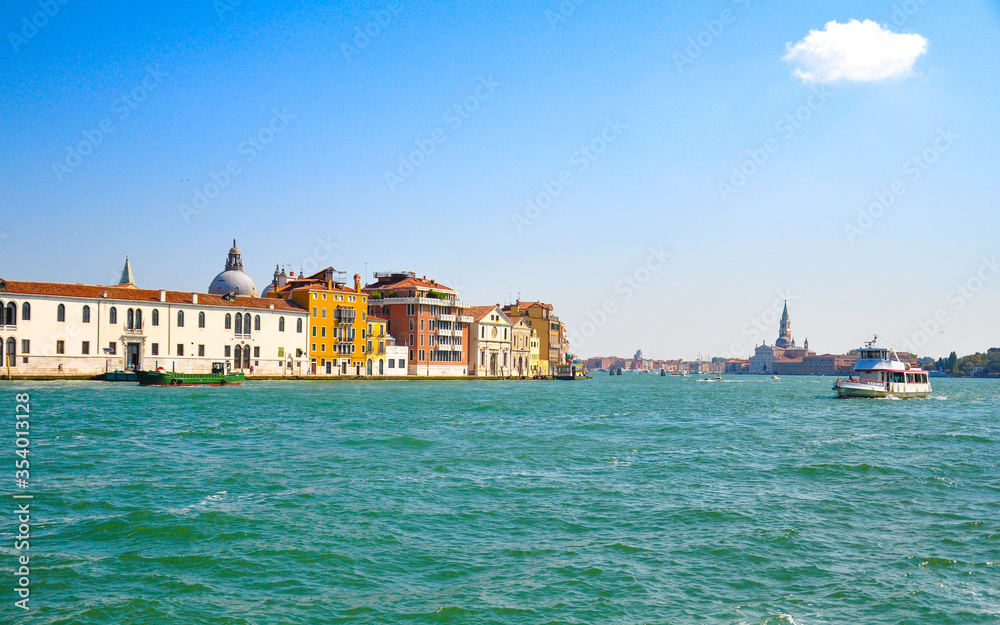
[354,273,361,292]
[159,290,166,302]
[192,293,198,304]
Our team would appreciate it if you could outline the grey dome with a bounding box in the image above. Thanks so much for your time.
[208,240,259,297]
[210,270,259,297]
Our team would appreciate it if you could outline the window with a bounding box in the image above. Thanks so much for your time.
[245,317,252,336]
[254,346,260,358]
[82,305,91,323]
[420,319,424,331]
[321,308,326,319]
[152,309,159,326]
[177,311,184,327]
[312,307,317,318]
[254,315,261,331]
[321,327,326,338]
[312,326,317,337]
[56,340,65,354]
[198,312,206,328]
[135,309,142,329]
[108,342,116,355]
[361,329,366,339]
[419,350,425,361]
[82,341,90,355]
[57,304,66,322]
[21,302,30,321]
[225,313,232,330]
[389,359,395,369]
[279,317,285,332]
[224,345,231,357]
[409,319,414,331]
[312,343,317,352]
[409,334,413,346]
[198,345,205,357]
[296,319,303,333]
[127,308,134,329]
[409,349,414,361]
[21,340,29,354]
[177,344,184,356]
[109,307,117,324]
[151,343,159,356]
[399,359,405,368]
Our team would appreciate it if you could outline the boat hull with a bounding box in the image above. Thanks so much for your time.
[834,380,930,399]
[137,371,244,386]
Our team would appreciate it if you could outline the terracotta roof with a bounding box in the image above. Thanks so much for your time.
[369,315,388,323]
[468,305,500,322]
[0,280,306,312]
[363,276,456,292]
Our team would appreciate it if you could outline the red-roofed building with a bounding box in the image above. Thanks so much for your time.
[0,273,309,377]
[364,271,471,376]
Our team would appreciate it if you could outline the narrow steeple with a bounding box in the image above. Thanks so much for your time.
[118,254,136,288]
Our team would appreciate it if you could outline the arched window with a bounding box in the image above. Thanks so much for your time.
[5,337,15,368]
[177,310,184,327]
[235,313,243,334]
[109,307,117,324]
[6,302,16,326]
[243,345,250,366]
[245,315,252,337]
[57,304,66,322]
[234,345,242,369]
[278,317,285,332]
[254,315,261,331]
[225,313,232,330]
[0,301,5,324]
[82,305,91,323]
[198,312,206,328]
[296,318,303,333]
[21,302,30,321]
[135,309,142,330]
[151,309,159,326]
[127,308,135,330]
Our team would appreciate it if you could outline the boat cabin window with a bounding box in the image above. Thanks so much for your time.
[906,373,914,383]
[892,372,905,383]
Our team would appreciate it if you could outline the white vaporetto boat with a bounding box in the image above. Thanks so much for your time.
[833,340,931,399]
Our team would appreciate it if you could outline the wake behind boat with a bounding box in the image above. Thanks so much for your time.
[833,340,931,399]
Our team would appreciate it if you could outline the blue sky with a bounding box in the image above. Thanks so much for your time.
[2,0,999,359]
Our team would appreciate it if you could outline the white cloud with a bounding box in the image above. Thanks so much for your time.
[783,19,928,83]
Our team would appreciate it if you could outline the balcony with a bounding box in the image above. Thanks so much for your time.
[437,313,456,322]
[457,315,473,324]
[374,297,470,308]
[437,328,454,337]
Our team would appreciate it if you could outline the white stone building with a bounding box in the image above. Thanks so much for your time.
[0,278,309,378]
[468,305,513,377]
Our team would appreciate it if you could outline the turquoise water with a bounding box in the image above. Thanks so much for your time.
[4,375,999,624]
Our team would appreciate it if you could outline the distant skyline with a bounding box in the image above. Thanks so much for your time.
[2,1,999,360]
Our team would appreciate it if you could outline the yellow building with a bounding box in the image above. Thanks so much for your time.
[528,329,547,377]
[267,268,371,375]
[502,300,567,368]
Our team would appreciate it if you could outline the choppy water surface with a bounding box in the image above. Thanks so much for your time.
[7,376,999,624]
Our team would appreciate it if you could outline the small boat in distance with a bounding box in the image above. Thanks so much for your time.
[137,362,245,387]
[833,340,931,398]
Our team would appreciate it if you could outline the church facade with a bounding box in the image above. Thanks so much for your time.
[748,301,814,374]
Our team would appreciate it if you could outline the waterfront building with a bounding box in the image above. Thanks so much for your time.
[511,318,532,377]
[501,300,568,368]
[365,271,471,376]
[468,305,513,377]
[208,241,259,297]
[748,301,815,374]
[267,267,370,376]
[528,330,546,377]
[0,271,308,377]
[384,332,408,376]
[725,359,749,374]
